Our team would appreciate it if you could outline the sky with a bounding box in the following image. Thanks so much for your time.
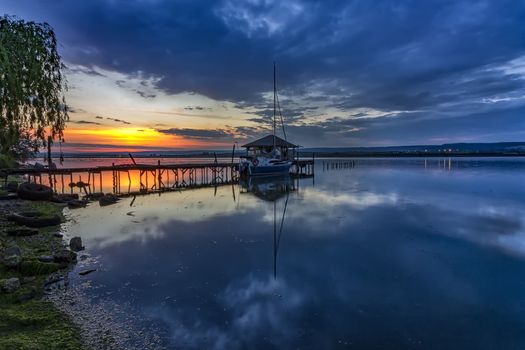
[3,0,525,151]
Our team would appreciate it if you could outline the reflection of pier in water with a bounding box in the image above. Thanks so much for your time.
[2,160,314,197]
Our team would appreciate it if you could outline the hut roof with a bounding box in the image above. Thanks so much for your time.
[242,135,298,148]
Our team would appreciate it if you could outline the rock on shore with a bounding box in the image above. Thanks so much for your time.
[2,277,21,293]
[69,237,84,252]
[2,246,22,269]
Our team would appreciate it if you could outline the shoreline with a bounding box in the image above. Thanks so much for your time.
[46,206,166,349]
[0,181,166,349]
[0,182,85,349]
[40,153,525,159]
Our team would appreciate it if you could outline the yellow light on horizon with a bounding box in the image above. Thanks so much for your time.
[62,127,232,151]
[65,128,172,145]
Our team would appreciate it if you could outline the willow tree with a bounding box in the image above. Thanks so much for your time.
[0,16,68,159]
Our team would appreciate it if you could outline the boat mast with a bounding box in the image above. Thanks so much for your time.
[273,62,276,150]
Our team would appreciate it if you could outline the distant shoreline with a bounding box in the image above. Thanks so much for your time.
[299,152,525,158]
[39,141,525,159]
[36,152,525,159]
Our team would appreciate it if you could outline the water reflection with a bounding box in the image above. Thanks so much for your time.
[239,175,295,202]
[59,158,525,349]
[240,176,292,279]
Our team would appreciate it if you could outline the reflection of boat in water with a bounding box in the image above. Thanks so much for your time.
[239,175,295,202]
[239,176,291,278]
[238,63,299,177]
[272,192,289,279]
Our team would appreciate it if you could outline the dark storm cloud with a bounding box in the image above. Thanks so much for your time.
[247,106,318,125]
[156,126,266,141]
[282,104,525,147]
[7,0,525,144]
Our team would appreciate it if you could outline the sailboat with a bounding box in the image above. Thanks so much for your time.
[238,63,298,177]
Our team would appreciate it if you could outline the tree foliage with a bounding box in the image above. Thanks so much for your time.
[0,16,68,156]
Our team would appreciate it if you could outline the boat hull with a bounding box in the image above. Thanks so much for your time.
[245,163,291,176]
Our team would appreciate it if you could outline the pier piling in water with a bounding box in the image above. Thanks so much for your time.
[1,159,315,197]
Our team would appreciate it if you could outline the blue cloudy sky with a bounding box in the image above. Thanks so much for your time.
[4,0,525,149]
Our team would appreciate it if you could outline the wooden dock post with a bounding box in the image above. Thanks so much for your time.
[2,158,305,196]
[157,160,162,189]
[112,163,115,193]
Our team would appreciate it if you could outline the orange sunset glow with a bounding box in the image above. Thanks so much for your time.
[63,127,232,152]
[66,128,179,146]
[49,63,264,153]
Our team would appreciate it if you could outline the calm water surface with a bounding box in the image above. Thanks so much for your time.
[62,157,525,349]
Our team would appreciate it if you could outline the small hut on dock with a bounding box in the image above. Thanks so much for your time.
[242,135,299,161]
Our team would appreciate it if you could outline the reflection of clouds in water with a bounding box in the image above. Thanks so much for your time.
[451,212,525,258]
[70,174,525,261]
[269,183,525,259]
[302,188,399,208]
[402,203,525,258]
[302,176,525,259]
[147,276,304,350]
[221,276,304,342]
[65,203,169,248]
[67,186,260,249]
[498,234,525,257]
[58,159,525,349]
[260,188,400,232]
[71,179,525,260]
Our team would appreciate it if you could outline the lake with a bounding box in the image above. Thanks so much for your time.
[54,157,525,349]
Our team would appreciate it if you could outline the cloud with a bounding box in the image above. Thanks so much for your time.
[9,0,525,145]
[156,128,232,139]
[106,117,131,125]
[184,106,211,111]
[68,106,87,114]
[136,90,156,99]
[65,64,105,77]
[155,125,267,142]
[59,142,177,151]
[215,0,308,38]
[70,119,101,125]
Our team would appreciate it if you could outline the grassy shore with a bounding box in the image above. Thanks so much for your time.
[0,184,85,349]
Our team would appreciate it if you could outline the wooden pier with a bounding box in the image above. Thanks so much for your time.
[291,159,315,177]
[1,159,315,196]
